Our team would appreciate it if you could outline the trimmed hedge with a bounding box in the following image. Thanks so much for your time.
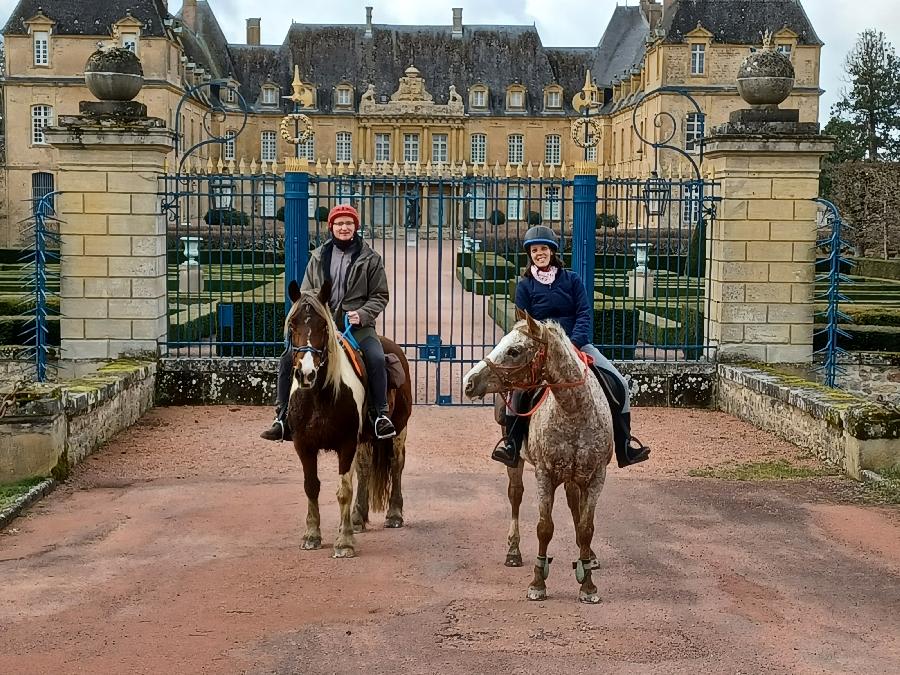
[852,257,900,281]
[814,324,900,352]
[0,316,60,346]
[166,250,285,266]
[216,301,285,357]
[593,308,637,360]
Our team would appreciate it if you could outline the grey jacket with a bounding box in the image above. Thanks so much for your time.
[300,237,389,341]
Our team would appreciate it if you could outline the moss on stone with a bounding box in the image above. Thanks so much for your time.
[0,476,46,511]
[689,459,840,481]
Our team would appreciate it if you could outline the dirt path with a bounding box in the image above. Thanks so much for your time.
[1,406,898,674]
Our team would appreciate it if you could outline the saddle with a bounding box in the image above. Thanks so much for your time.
[338,336,405,390]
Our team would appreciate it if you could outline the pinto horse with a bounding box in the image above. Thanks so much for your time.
[285,280,412,558]
[463,313,614,603]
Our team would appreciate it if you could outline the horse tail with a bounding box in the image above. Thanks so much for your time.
[368,436,394,513]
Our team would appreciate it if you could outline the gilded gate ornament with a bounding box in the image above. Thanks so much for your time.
[570,117,601,149]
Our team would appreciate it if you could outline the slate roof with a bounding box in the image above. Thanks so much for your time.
[592,6,649,86]
[177,0,236,80]
[661,0,823,46]
[2,0,170,37]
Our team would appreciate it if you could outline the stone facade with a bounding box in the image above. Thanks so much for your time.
[836,352,900,407]
[0,0,823,246]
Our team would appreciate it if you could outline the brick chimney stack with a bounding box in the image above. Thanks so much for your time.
[452,8,463,39]
[365,6,373,38]
[247,18,261,45]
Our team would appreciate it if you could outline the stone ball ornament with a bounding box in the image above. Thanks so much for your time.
[84,46,144,101]
[736,33,796,108]
[280,113,314,145]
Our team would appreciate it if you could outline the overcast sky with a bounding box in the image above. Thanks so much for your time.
[2,0,898,120]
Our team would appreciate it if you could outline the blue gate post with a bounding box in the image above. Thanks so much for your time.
[572,170,599,334]
[284,170,310,314]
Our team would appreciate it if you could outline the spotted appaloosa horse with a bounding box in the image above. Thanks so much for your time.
[285,280,412,558]
[463,313,614,603]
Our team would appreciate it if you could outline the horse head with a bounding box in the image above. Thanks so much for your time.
[463,311,549,400]
[286,279,340,392]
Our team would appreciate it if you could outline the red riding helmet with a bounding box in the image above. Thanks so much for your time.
[327,204,360,231]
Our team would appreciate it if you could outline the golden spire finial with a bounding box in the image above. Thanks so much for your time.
[583,69,592,89]
[288,65,306,103]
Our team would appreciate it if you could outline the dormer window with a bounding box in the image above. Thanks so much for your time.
[507,86,526,112]
[335,86,353,107]
[33,31,50,65]
[262,86,279,105]
[469,85,489,110]
[777,44,793,58]
[121,33,138,53]
[691,43,706,75]
[544,86,563,110]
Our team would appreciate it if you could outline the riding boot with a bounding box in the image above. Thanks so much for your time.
[260,405,292,442]
[614,411,650,468]
[492,414,527,468]
[373,406,397,440]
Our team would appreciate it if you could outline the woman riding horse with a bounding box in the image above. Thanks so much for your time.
[261,204,397,442]
[492,225,651,469]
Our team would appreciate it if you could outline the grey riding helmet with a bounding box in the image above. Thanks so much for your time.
[522,226,559,252]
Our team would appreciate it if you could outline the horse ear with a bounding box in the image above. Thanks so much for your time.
[318,279,332,309]
[514,307,527,322]
[525,311,540,336]
[288,280,301,304]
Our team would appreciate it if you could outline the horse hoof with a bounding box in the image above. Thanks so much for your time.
[527,586,547,601]
[505,553,523,567]
[384,516,404,529]
[579,592,601,604]
[301,537,321,550]
[333,546,356,559]
[351,518,366,534]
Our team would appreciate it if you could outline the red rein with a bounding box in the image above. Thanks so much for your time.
[503,349,592,418]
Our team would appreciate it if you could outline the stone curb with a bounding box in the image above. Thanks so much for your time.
[0,478,56,531]
[860,469,887,484]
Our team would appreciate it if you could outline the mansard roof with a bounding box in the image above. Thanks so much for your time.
[592,6,649,87]
[662,0,823,46]
[2,0,170,37]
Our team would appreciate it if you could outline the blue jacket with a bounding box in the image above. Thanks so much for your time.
[515,269,592,348]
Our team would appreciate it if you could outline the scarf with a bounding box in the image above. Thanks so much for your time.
[531,265,558,286]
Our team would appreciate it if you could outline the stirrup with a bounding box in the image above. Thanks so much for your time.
[625,438,650,465]
[491,438,519,467]
[374,415,396,440]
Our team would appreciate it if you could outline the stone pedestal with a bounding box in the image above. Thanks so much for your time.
[627,270,656,301]
[705,117,833,363]
[177,262,204,295]
[45,114,175,366]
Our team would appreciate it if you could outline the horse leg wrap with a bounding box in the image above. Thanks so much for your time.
[573,558,600,584]
[535,555,553,581]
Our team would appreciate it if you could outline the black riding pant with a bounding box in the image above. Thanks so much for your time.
[274,337,388,414]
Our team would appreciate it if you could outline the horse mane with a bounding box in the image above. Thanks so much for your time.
[287,291,345,401]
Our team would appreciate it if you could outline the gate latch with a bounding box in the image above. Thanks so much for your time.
[418,334,456,362]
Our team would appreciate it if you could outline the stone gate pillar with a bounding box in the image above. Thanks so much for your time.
[45,106,175,370]
[705,122,832,363]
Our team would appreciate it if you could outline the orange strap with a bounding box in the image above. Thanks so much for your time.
[337,335,365,379]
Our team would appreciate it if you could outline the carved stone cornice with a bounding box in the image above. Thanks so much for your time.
[359,64,465,117]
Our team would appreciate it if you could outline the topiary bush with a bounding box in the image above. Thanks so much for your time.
[316,205,330,222]
[490,209,506,226]
[527,211,542,226]
[204,208,250,226]
[596,213,619,228]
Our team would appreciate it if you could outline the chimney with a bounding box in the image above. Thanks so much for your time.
[640,0,663,29]
[182,0,197,32]
[452,8,463,39]
[247,18,261,45]
[365,6,373,38]
[663,0,676,17]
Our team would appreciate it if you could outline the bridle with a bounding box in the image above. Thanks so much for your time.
[483,325,590,417]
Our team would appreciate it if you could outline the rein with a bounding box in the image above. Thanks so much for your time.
[483,327,591,418]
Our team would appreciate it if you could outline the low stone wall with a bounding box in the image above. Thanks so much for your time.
[717,365,899,478]
[835,352,900,407]
[0,360,156,482]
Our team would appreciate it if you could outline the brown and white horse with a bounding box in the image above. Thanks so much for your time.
[463,313,614,603]
[285,280,412,558]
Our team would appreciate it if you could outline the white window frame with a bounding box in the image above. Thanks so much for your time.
[121,33,138,54]
[545,90,561,109]
[777,44,793,58]
[33,31,50,66]
[471,88,487,109]
[31,105,53,145]
[223,129,236,161]
[225,87,236,104]
[375,133,392,163]
[431,133,448,164]
[507,185,523,221]
[682,183,701,225]
[691,43,706,76]
[336,88,352,106]
[685,113,703,153]
[544,135,561,165]
[403,133,419,164]
[586,144,597,162]
[261,183,276,218]
[372,190,393,227]
[262,87,278,105]
[335,131,352,163]
[468,186,486,220]
[508,89,524,110]
[543,186,561,222]
[299,134,315,161]
[470,133,486,164]
[508,134,524,165]
[260,130,277,162]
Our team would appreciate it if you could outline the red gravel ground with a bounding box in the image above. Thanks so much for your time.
[1,405,898,674]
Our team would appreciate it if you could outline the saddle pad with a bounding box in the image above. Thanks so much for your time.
[339,338,365,379]
[385,353,405,390]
